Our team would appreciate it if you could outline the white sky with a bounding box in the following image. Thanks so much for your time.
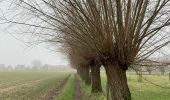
[0,32,68,66]
[0,0,68,66]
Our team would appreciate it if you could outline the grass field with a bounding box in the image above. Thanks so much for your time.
[127,74,170,100]
[81,72,170,100]
[0,71,71,100]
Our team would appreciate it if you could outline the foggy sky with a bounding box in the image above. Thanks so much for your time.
[0,0,68,66]
[0,32,68,66]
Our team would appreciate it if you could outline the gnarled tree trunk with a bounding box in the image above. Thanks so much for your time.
[91,65,102,93]
[79,66,91,85]
[77,67,80,75]
[79,67,84,80]
[104,62,131,100]
[84,66,91,85]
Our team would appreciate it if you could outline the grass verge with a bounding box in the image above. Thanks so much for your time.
[55,74,75,100]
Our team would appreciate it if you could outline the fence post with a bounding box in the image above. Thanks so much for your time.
[169,73,170,81]
[138,71,142,82]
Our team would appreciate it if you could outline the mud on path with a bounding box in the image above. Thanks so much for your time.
[74,75,81,100]
[45,75,71,100]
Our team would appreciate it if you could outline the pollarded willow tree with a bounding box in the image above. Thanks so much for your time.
[2,0,170,100]
[61,38,103,93]
[51,0,170,99]
[67,49,91,85]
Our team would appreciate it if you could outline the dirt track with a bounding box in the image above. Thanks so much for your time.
[74,75,81,100]
[45,75,70,100]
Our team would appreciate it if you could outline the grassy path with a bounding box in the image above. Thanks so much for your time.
[55,74,75,100]
[74,75,82,100]
[46,75,71,100]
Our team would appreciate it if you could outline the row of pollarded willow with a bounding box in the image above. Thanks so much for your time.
[52,0,170,99]
[63,44,103,93]
[2,0,170,100]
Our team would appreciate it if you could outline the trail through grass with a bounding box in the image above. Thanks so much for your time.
[55,74,75,100]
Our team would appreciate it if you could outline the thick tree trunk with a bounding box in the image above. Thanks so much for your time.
[106,80,112,100]
[104,63,131,100]
[84,66,91,85]
[91,65,102,93]
[79,67,84,80]
[77,67,80,75]
[78,66,91,85]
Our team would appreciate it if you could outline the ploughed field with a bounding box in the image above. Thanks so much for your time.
[0,72,71,100]
[1,71,170,100]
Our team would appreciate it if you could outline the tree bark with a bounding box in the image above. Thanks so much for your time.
[104,63,131,100]
[79,67,84,80]
[91,65,103,93]
[84,66,91,85]
[106,80,112,100]
[77,67,80,75]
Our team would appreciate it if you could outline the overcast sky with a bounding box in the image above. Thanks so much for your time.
[0,31,68,66]
[0,0,68,66]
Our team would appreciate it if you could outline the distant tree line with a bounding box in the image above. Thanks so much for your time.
[0,63,72,71]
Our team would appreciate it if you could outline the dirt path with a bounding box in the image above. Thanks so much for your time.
[45,75,70,100]
[74,75,81,100]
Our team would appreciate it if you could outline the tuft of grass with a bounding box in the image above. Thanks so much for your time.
[55,74,75,100]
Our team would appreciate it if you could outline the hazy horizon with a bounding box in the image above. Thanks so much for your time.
[0,32,68,66]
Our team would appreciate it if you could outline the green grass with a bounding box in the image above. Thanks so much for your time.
[128,74,170,100]
[0,71,71,100]
[81,72,170,100]
[80,79,105,100]
[55,74,75,100]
